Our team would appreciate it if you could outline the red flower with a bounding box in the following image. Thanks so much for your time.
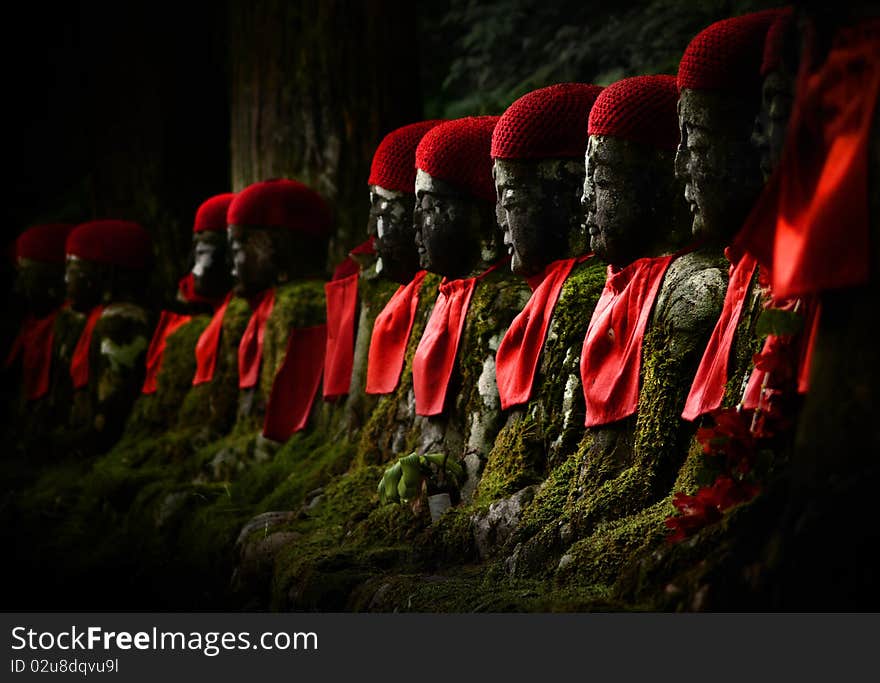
[696,408,757,472]
[665,476,760,543]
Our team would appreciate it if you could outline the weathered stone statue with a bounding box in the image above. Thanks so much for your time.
[135,193,238,434]
[505,74,722,579]
[201,179,330,479]
[2,223,82,458]
[354,121,447,454]
[63,219,153,456]
[466,83,606,558]
[407,116,530,507]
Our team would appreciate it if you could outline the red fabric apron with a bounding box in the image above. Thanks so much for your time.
[581,253,676,427]
[322,272,359,399]
[496,255,591,410]
[682,249,758,421]
[413,260,507,417]
[141,310,193,394]
[238,289,276,390]
[365,269,429,395]
[739,21,880,297]
[263,324,328,441]
[70,305,105,390]
[4,307,63,400]
[192,293,233,386]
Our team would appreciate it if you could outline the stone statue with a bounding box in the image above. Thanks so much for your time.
[64,219,153,456]
[2,223,82,458]
[202,179,330,479]
[505,74,724,578]
[466,84,606,558]
[406,116,530,506]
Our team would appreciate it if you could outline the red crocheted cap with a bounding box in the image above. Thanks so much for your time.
[415,116,500,203]
[16,223,75,264]
[761,7,795,76]
[678,9,786,95]
[492,83,604,160]
[194,193,236,233]
[66,220,152,270]
[588,75,680,151]
[227,179,332,237]
[369,121,446,194]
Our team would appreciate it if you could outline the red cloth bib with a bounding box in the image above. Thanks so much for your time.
[177,272,226,309]
[682,249,758,421]
[70,305,105,390]
[774,23,879,297]
[580,254,676,427]
[322,272,359,399]
[141,310,193,394]
[263,324,328,441]
[496,255,590,410]
[238,289,276,390]
[192,293,232,386]
[4,307,62,401]
[413,260,506,417]
[365,270,429,395]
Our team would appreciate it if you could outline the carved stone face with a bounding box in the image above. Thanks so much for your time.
[65,256,105,312]
[191,231,229,298]
[369,184,419,284]
[675,89,764,243]
[414,169,500,279]
[493,158,585,277]
[583,135,686,266]
[228,225,285,298]
[15,258,66,317]
[752,69,795,181]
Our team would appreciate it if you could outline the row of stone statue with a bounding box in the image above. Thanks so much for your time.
[4,7,877,606]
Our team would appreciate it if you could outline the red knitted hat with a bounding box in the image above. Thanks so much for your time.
[194,193,236,233]
[16,223,75,264]
[369,121,446,194]
[761,7,795,76]
[678,9,786,95]
[492,83,604,160]
[227,179,332,237]
[66,220,152,270]
[588,75,680,151]
[415,116,500,203]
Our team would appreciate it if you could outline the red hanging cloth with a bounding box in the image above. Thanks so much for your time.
[681,249,758,421]
[4,307,63,400]
[262,324,328,441]
[192,293,233,386]
[413,259,507,417]
[322,272,359,399]
[238,289,276,389]
[141,310,193,394]
[70,305,105,390]
[496,255,591,410]
[580,253,676,427]
[365,270,429,395]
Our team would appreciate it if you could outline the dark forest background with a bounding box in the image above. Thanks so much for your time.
[5,0,776,304]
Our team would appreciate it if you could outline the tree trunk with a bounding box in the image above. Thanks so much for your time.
[228,0,423,270]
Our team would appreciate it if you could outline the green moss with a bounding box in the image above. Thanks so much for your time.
[356,273,441,465]
[475,411,543,505]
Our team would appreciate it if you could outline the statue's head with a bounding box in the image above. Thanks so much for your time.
[414,116,504,279]
[583,75,689,267]
[226,179,332,298]
[65,219,152,312]
[675,9,784,243]
[491,83,604,277]
[753,8,797,180]
[185,193,235,302]
[368,120,445,284]
[13,223,73,317]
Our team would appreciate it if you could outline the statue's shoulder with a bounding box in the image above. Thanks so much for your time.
[653,249,727,333]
